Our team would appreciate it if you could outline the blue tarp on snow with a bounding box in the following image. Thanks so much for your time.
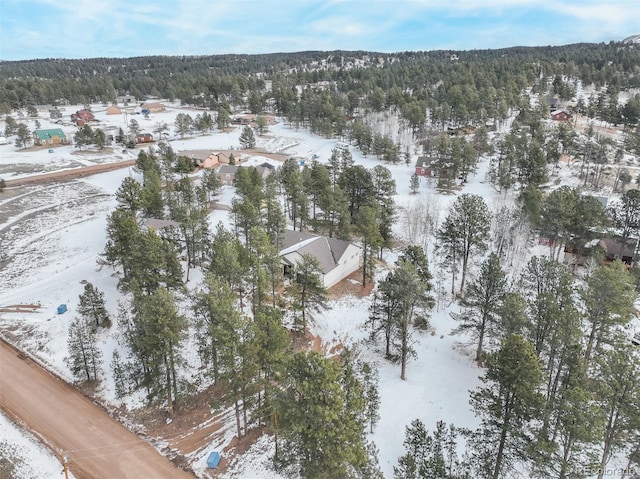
[57,304,67,314]
[206,451,221,469]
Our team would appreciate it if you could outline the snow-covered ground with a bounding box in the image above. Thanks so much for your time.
[0,412,76,479]
[0,102,631,478]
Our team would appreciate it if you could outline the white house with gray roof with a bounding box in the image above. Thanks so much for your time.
[279,230,362,288]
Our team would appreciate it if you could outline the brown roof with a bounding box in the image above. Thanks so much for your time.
[598,237,637,259]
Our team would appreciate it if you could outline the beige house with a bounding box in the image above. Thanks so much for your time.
[218,165,239,185]
[141,102,166,113]
[106,105,122,115]
[182,150,232,169]
[279,230,362,288]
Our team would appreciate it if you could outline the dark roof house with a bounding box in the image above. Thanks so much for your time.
[598,237,638,266]
[279,230,361,288]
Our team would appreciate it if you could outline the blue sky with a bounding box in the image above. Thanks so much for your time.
[1,0,639,60]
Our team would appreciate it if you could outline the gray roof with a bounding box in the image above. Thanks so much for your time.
[416,156,435,167]
[280,230,355,274]
[218,165,240,175]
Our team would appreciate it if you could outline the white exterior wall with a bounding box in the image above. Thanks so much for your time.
[322,244,362,288]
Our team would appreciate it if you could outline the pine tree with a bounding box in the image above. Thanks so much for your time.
[303,161,332,225]
[410,173,420,194]
[360,361,381,433]
[173,177,210,274]
[453,253,507,363]
[123,228,184,295]
[102,208,140,281]
[141,168,164,218]
[280,157,308,230]
[128,118,140,137]
[239,125,256,149]
[391,259,433,380]
[192,273,242,384]
[110,350,128,399]
[231,196,260,245]
[273,351,377,479]
[530,365,604,479]
[253,306,291,424]
[129,288,187,417]
[582,260,635,364]
[394,420,470,479]
[67,319,102,382]
[115,176,143,213]
[217,108,230,130]
[286,253,328,334]
[372,165,397,257]
[592,344,640,478]
[15,123,31,149]
[226,315,259,438]
[246,226,282,314]
[356,205,383,286]
[261,174,286,249]
[208,223,246,305]
[153,121,169,140]
[200,168,221,203]
[519,256,575,356]
[438,193,491,293]
[340,165,375,222]
[173,113,192,138]
[256,114,268,134]
[469,335,544,479]
[77,282,110,328]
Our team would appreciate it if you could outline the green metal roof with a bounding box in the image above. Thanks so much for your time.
[35,128,66,140]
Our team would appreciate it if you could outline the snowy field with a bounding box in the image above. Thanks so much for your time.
[0,102,630,478]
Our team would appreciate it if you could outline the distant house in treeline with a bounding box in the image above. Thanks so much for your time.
[217,163,274,185]
[33,128,68,146]
[140,102,165,113]
[218,165,240,185]
[135,133,154,144]
[551,110,572,122]
[71,109,95,126]
[117,94,136,105]
[598,237,638,267]
[181,150,233,169]
[561,236,638,269]
[415,156,436,177]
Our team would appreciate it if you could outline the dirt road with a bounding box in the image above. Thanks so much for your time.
[0,339,195,479]
[3,160,137,187]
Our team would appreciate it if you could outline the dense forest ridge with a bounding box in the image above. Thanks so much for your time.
[0,38,639,113]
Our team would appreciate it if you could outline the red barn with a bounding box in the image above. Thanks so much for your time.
[551,110,572,122]
[135,133,154,143]
[415,156,436,177]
